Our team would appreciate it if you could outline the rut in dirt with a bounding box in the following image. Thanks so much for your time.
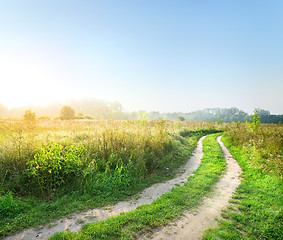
[5,136,206,240]
[142,136,242,240]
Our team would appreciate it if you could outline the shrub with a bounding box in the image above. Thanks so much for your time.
[60,106,75,120]
[23,109,36,122]
[26,143,85,198]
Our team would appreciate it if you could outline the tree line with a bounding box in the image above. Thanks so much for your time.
[144,108,283,124]
[0,99,282,123]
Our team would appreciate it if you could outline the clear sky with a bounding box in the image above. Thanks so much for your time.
[0,0,282,114]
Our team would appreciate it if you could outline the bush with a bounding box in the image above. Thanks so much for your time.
[23,109,36,122]
[60,106,75,120]
[26,143,86,198]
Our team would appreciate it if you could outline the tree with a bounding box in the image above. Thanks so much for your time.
[178,116,185,121]
[247,109,261,133]
[23,109,36,121]
[77,112,84,119]
[255,108,270,116]
[60,106,75,120]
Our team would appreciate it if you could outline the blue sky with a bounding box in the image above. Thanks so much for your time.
[0,0,282,114]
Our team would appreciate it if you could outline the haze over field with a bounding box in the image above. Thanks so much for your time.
[0,0,282,114]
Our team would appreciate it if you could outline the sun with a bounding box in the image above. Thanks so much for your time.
[0,55,82,109]
[0,78,78,109]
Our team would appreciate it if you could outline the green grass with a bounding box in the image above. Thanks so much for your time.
[0,119,222,239]
[49,133,226,240]
[203,134,283,240]
[1,123,219,239]
[0,142,189,238]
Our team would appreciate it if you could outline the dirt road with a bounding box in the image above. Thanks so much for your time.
[5,137,206,240]
[141,136,242,240]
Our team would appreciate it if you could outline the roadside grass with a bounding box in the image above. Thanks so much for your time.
[0,138,188,238]
[50,133,226,240]
[0,139,194,238]
[203,128,283,239]
[0,120,221,239]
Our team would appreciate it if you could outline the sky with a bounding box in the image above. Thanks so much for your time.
[0,0,282,114]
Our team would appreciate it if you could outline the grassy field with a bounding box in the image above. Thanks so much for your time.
[1,119,281,239]
[49,123,283,240]
[203,123,283,239]
[50,133,226,239]
[0,119,220,238]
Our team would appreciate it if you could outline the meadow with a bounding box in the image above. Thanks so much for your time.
[203,122,283,239]
[50,122,283,240]
[0,118,219,238]
[50,133,226,239]
[0,118,282,239]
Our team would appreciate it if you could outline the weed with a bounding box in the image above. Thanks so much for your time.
[0,119,218,238]
[49,133,226,239]
[26,143,85,198]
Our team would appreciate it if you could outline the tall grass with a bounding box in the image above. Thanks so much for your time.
[50,133,226,240]
[224,122,283,177]
[0,119,221,238]
[0,120,170,197]
[0,119,222,198]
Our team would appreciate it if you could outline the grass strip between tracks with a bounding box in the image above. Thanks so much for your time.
[50,133,226,240]
[203,135,283,240]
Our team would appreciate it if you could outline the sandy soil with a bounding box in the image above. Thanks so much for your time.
[5,136,206,240]
[141,136,242,240]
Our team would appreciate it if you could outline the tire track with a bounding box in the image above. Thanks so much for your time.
[143,136,242,240]
[5,136,206,240]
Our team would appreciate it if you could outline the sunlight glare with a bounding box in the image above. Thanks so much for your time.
[0,56,81,109]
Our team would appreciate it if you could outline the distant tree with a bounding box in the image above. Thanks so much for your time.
[60,106,75,120]
[77,112,84,119]
[255,108,270,116]
[23,109,36,121]
[112,101,123,112]
[178,116,185,121]
[84,115,94,119]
